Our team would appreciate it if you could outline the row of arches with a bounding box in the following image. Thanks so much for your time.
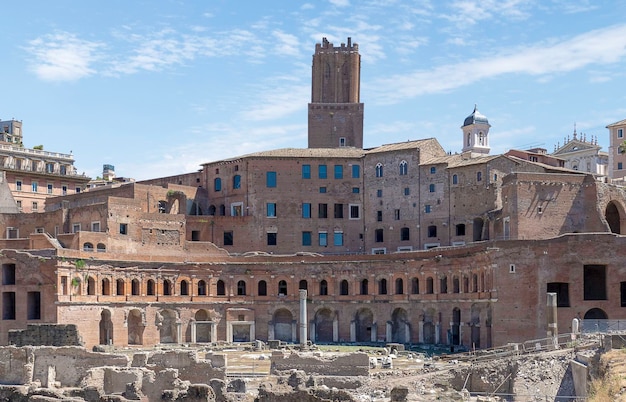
[98,304,492,348]
[70,270,491,298]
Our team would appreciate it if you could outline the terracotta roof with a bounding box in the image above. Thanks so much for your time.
[365,138,446,156]
[202,147,365,165]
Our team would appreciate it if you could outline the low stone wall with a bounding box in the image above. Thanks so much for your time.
[8,324,83,347]
[147,349,227,383]
[271,351,369,376]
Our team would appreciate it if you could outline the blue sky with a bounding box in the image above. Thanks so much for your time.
[1,1,625,180]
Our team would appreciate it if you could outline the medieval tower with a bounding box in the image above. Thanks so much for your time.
[461,105,491,155]
[308,37,364,149]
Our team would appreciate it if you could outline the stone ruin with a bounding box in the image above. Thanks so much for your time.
[0,345,229,401]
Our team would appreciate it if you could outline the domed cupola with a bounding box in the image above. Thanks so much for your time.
[461,104,491,155]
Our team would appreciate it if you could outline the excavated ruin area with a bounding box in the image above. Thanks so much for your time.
[0,342,604,401]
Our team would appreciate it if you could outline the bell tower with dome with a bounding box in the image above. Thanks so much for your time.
[461,105,491,155]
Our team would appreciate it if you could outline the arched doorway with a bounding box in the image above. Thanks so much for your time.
[423,308,436,344]
[391,308,409,344]
[99,309,113,345]
[355,308,374,342]
[273,309,293,342]
[473,218,484,241]
[314,308,334,343]
[584,308,608,320]
[157,309,178,343]
[195,309,212,343]
[605,202,621,234]
[127,309,144,345]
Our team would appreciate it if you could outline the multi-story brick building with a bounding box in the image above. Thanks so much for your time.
[0,119,90,214]
[0,38,625,351]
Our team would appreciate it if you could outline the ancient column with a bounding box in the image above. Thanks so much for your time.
[333,315,339,342]
[350,320,356,342]
[418,322,424,343]
[386,321,392,343]
[299,289,307,347]
[190,319,197,343]
[547,292,558,349]
[371,322,377,342]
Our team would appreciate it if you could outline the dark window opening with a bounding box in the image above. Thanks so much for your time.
[27,291,41,320]
[621,282,626,307]
[217,280,226,296]
[224,231,234,246]
[400,227,410,241]
[375,229,384,242]
[584,265,607,300]
[191,230,200,241]
[340,280,349,295]
[411,278,419,294]
[3,292,16,320]
[278,280,287,295]
[147,280,155,296]
[360,279,368,295]
[334,204,344,219]
[456,224,466,236]
[180,280,189,296]
[237,280,246,296]
[299,280,308,290]
[267,232,277,246]
[379,278,387,295]
[258,280,267,296]
[2,264,16,285]
[320,280,328,296]
[395,278,404,295]
[547,282,570,307]
[428,225,437,237]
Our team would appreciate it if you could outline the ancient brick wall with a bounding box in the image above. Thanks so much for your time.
[8,324,82,347]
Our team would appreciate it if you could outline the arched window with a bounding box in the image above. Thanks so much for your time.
[426,277,434,294]
[87,277,96,295]
[320,280,328,296]
[395,278,404,295]
[237,280,246,296]
[158,200,167,213]
[375,163,383,178]
[131,279,140,296]
[477,171,482,181]
[97,243,106,252]
[116,279,125,295]
[429,183,435,193]
[440,276,448,293]
[216,280,226,296]
[340,280,349,295]
[197,280,206,296]
[411,277,419,294]
[258,280,267,296]
[467,132,471,146]
[163,279,172,296]
[147,279,155,296]
[101,278,111,295]
[214,178,222,192]
[299,280,308,290]
[472,274,478,293]
[360,279,368,295]
[83,242,94,252]
[379,278,387,295]
[219,204,226,216]
[453,276,460,293]
[452,174,458,185]
[399,160,408,175]
[180,280,189,296]
[278,280,288,295]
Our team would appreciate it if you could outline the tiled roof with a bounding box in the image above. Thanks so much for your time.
[202,147,365,165]
[364,138,444,154]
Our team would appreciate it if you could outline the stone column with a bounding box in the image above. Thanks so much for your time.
[310,321,316,343]
[547,292,558,349]
[386,321,392,343]
[291,321,297,343]
[176,322,182,344]
[435,322,441,344]
[350,320,356,342]
[371,322,377,342]
[190,319,197,344]
[268,321,275,341]
[333,315,339,342]
[418,322,424,343]
[211,322,218,343]
[227,322,232,343]
[405,322,411,343]
[250,322,255,341]
[299,289,307,347]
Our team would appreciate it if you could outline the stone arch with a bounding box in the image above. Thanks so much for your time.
[163,279,172,296]
[584,308,608,320]
[127,309,144,345]
[147,279,155,295]
[391,308,409,344]
[180,280,189,296]
[195,309,212,343]
[314,308,334,343]
[157,309,178,344]
[340,279,349,295]
[131,279,140,295]
[395,278,404,295]
[355,308,374,342]
[208,205,216,215]
[197,280,207,296]
[116,278,125,295]
[99,309,113,345]
[605,201,623,234]
[273,308,293,342]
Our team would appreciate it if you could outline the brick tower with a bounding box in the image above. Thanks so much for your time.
[308,37,364,149]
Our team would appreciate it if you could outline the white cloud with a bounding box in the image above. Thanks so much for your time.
[368,24,626,103]
[443,0,532,24]
[329,0,350,7]
[25,32,103,81]
[272,30,301,57]
[239,83,309,121]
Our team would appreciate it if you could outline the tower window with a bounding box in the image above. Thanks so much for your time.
[375,163,383,177]
[399,160,408,175]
